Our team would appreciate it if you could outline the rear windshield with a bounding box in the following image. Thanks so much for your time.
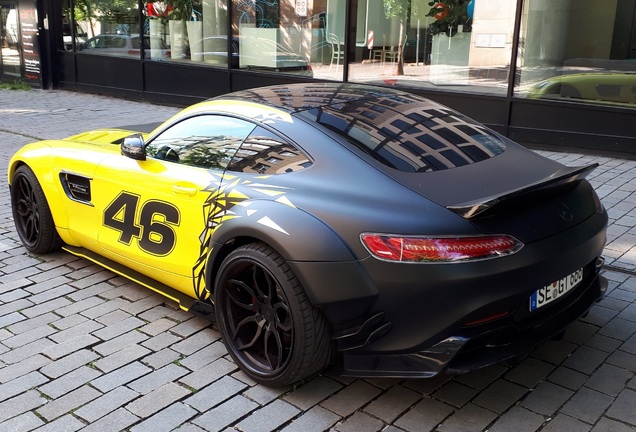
[297,97,506,172]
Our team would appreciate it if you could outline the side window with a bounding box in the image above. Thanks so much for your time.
[227,127,313,174]
[146,115,255,170]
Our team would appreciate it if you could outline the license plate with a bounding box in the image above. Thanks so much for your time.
[530,268,583,312]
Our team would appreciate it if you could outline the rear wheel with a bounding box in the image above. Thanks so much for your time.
[11,165,62,253]
[214,243,333,387]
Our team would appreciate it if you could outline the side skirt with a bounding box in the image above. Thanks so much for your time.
[62,245,216,321]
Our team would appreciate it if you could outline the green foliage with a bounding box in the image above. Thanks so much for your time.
[170,0,203,21]
[0,80,31,90]
[425,0,471,37]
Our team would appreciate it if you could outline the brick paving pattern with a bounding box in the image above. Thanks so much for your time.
[1,88,636,431]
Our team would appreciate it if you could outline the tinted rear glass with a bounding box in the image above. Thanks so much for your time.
[297,97,506,172]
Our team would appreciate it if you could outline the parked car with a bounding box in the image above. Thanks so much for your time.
[528,72,636,105]
[9,83,607,387]
[78,34,171,59]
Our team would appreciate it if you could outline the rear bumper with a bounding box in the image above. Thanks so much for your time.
[342,260,607,378]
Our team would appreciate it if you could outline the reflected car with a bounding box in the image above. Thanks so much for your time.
[528,72,636,105]
[191,35,313,77]
[9,83,607,387]
[78,34,171,59]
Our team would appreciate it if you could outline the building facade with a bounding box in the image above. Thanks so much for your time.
[2,0,635,156]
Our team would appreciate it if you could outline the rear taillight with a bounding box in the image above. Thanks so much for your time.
[360,234,523,263]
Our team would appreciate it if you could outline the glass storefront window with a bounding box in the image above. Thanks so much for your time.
[517,0,636,108]
[347,0,515,95]
[232,0,340,79]
[1,2,21,78]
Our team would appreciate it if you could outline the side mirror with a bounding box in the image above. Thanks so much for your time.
[121,134,146,161]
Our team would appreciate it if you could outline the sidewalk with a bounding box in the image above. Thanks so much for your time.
[1,88,635,432]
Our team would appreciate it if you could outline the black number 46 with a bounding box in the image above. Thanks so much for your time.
[103,192,180,256]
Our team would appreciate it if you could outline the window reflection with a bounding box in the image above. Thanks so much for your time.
[517,0,636,107]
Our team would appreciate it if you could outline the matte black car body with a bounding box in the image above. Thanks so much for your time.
[9,83,607,386]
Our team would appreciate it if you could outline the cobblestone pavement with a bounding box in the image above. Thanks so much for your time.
[1,88,636,432]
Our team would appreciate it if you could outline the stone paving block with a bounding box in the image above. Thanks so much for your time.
[321,380,382,417]
[75,386,139,423]
[142,347,182,369]
[0,298,33,318]
[35,414,85,432]
[96,309,133,326]
[66,281,119,302]
[598,317,636,341]
[0,389,46,422]
[364,385,421,423]
[0,353,51,384]
[36,385,101,421]
[192,395,258,432]
[472,379,528,414]
[173,423,207,432]
[585,363,634,397]
[142,331,183,352]
[0,337,56,364]
[43,334,100,360]
[243,382,290,406]
[185,375,247,412]
[0,411,45,431]
[50,313,89,330]
[487,406,545,432]
[79,407,140,432]
[38,365,102,399]
[334,411,384,432]
[520,381,574,416]
[138,318,178,337]
[235,399,301,432]
[170,316,214,338]
[21,297,73,319]
[506,357,556,388]
[80,298,131,321]
[561,387,614,425]
[68,270,115,289]
[171,328,219,355]
[93,330,149,357]
[179,357,238,391]
[0,288,29,303]
[591,417,636,432]
[41,348,100,379]
[279,405,341,432]
[128,363,189,395]
[100,282,153,301]
[2,324,56,349]
[581,305,620,327]
[54,297,105,318]
[585,333,623,353]
[0,278,34,296]
[90,361,152,393]
[0,371,49,403]
[283,376,343,411]
[130,402,197,432]
[452,364,507,390]
[563,345,610,375]
[437,403,498,432]
[0,311,26,329]
[540,414,592,432]
[6,311,57,334]
[563,321,599,345]
[393,397,454,432]
[29,284,76,304]
[431,381,478,409]
[93,344,152,373]
[120,295,166,316]
[48,320,104,344]
[126,382,191,418]
[605,388,636,426]
[92,316,145,341]
[179,341,227,371]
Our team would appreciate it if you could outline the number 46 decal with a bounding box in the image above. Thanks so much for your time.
[103,192,180,256]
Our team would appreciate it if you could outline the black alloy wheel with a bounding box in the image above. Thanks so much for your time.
[11,165,62,254]
[215,242,333,387]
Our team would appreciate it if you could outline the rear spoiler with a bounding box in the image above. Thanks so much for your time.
[447,164,598,219]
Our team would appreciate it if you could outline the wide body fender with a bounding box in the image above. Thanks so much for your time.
[206,199,379,329]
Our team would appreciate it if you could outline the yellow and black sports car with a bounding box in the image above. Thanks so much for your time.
[9,83,608,387]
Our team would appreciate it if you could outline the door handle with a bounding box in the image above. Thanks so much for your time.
[172,184,198,196]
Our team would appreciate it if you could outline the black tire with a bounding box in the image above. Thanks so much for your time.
[11,165,62,254]
[214,243,333,387]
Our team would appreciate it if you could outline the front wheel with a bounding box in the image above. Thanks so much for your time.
[214,243,333,387]
[11,165,62,254]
